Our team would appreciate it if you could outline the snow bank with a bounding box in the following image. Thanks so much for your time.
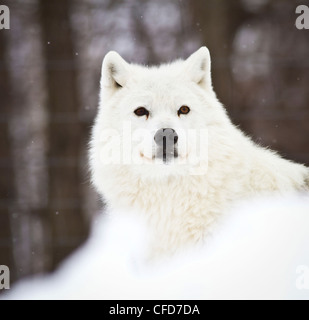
[3,194,309,300]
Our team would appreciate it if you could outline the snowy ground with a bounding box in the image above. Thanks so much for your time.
[3,194,309,300]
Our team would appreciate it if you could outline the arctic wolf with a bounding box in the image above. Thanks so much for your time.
[90,47,309,258]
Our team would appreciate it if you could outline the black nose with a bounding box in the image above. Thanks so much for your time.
[154,128,178,147]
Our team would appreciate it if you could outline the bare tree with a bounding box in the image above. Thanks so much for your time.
[0,30,15,281]
[189,0,248,108]
[39,0,89,268]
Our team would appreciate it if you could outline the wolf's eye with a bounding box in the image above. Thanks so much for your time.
[134,107,149,118]
[178,105,190,116]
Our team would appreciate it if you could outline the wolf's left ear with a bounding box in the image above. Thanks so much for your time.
[185,47,212,90]
[101,51,130,91]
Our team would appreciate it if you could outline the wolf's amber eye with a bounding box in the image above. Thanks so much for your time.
[134,107,149,118]
[178,105,190,116]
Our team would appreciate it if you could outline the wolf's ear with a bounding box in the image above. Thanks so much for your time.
[185,47,212,90]
[101,51,130,90]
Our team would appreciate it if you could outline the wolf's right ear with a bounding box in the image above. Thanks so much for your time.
[101,51,130,91]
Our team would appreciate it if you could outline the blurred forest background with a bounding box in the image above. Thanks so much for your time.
[0,0,308,288]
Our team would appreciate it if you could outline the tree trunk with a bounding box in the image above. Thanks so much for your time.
[39,0,89,268]
[0,29,15,282]
[189,0,247,108]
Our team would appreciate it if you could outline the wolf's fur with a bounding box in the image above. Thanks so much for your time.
[89,47,309,258]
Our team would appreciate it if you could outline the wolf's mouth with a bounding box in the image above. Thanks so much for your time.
[140,151,182,164]
[156,148,178,164]
[140,152,155,163]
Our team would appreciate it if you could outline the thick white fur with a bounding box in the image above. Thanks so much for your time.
[90,47,309,258]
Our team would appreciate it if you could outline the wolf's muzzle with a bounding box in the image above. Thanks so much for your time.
[154,128,178,163]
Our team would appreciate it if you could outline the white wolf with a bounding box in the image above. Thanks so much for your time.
[89,47,309,258]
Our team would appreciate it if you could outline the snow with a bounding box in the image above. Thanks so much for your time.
[3,194,309,300]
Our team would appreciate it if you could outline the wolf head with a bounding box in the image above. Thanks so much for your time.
[90,47,231,190]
